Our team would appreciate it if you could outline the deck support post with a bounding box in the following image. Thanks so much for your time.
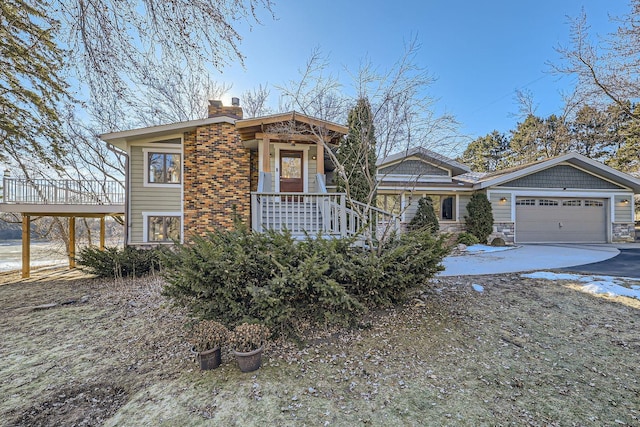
[21,215,30,278]
[69,217,76,269]
[100,216,105,250]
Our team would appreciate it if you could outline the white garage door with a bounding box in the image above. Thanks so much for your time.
[515,198,607,243]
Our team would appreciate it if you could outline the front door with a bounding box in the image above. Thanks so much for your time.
[279,150,304,193]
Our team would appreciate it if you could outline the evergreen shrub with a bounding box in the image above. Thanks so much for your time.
[464,192,494,243]
[408,196,439,233]
[162,225,449,338]
[456,232,479,246]
[76,246,164,278]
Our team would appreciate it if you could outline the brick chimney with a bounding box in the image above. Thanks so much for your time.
[208,98,243,119]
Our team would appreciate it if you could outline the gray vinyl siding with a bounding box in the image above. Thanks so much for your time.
[614,195,633,222]
[458,194,471,223]
[501,165,623,189]
[402,193,463,223]
[130,145,182,243]
[379,160,449,176]
[490,192,512,222]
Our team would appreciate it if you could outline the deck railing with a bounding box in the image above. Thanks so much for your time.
[251,192,400,241]
[1,178,125,205]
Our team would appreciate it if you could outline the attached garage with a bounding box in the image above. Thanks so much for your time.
[515,197,607,243]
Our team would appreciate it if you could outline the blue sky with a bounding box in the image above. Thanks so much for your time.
[219,0,628,148]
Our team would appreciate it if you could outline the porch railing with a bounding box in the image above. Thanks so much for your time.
[1,177,125,205]
[251,192,400,240]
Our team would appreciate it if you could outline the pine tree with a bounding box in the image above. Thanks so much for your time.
[464,192,494,243]
[1,0,69,165]
[336,98,377,205]
[408,197,439,233]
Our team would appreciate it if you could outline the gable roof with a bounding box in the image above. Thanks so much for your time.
[235,111,347,143]
[474,152,640,192]
[377,147,471,177]
[100,116,236,149]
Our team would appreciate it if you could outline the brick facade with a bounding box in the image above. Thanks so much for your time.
[183,114,251,237]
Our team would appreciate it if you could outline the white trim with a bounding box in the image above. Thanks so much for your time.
[180,136,185,242]
[142,211,183,243]
[142,147,182,188]
[273,143,310,193]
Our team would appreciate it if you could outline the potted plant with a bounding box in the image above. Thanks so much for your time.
[229,323,270,372]
[190,320,229,370]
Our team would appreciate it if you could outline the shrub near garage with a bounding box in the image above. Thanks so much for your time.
[162,225,449,338]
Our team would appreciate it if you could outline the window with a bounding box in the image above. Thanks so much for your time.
[377,194,401,215]
[516,199,536,206]
[441,196,454,220]
[148,216,181,242]
[538,199,558,206]
[584,200,604,207]
[148,152,181,184]
[562,200,581,207]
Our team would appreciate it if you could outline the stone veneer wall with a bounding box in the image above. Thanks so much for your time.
[183,122,251,237]
[612,223,635,242]
[489,222,515,244]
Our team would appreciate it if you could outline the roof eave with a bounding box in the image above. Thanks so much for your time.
[99,116,236,146]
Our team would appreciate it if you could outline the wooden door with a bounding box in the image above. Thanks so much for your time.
[280,151,304,193]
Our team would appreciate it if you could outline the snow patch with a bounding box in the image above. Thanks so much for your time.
[472,283,484,293]
[466,244,515,253]
[522,271,640,300]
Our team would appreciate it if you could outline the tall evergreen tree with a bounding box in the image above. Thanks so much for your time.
[459,131,510,172]
[336,98,378,205]
[1,0,68,165]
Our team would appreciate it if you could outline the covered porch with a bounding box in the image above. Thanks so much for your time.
[236,112,399,240]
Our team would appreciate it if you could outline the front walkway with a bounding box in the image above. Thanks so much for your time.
[439,244,621,276]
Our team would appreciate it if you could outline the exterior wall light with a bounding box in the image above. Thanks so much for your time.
[500,197,507,202]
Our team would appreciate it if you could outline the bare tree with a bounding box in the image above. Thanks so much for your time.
[242,84,273,118]
[277,39,461,250]
[552,4,640,118]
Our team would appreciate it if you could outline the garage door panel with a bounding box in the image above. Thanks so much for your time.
[515,198,606,243]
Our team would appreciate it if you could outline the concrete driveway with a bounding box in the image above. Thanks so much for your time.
[439,244,621,276]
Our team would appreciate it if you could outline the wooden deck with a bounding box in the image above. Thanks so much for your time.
[1,177,125,278]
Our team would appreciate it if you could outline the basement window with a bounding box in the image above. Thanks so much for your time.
[147,216,181,242]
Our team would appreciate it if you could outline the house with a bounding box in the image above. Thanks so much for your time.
[376,147,640,243]
[100,99,397,246]
[99,99,640,246]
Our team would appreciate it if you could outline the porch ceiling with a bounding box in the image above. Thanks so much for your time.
[236,111,347,144]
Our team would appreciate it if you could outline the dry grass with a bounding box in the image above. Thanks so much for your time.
[0,272,638,426]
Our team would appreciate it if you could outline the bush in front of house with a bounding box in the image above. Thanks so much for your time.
[464,192,494,243]
[161,225,449,338]
[76,245,164,278]
[408,196,439,234]
[456,232,480,246]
